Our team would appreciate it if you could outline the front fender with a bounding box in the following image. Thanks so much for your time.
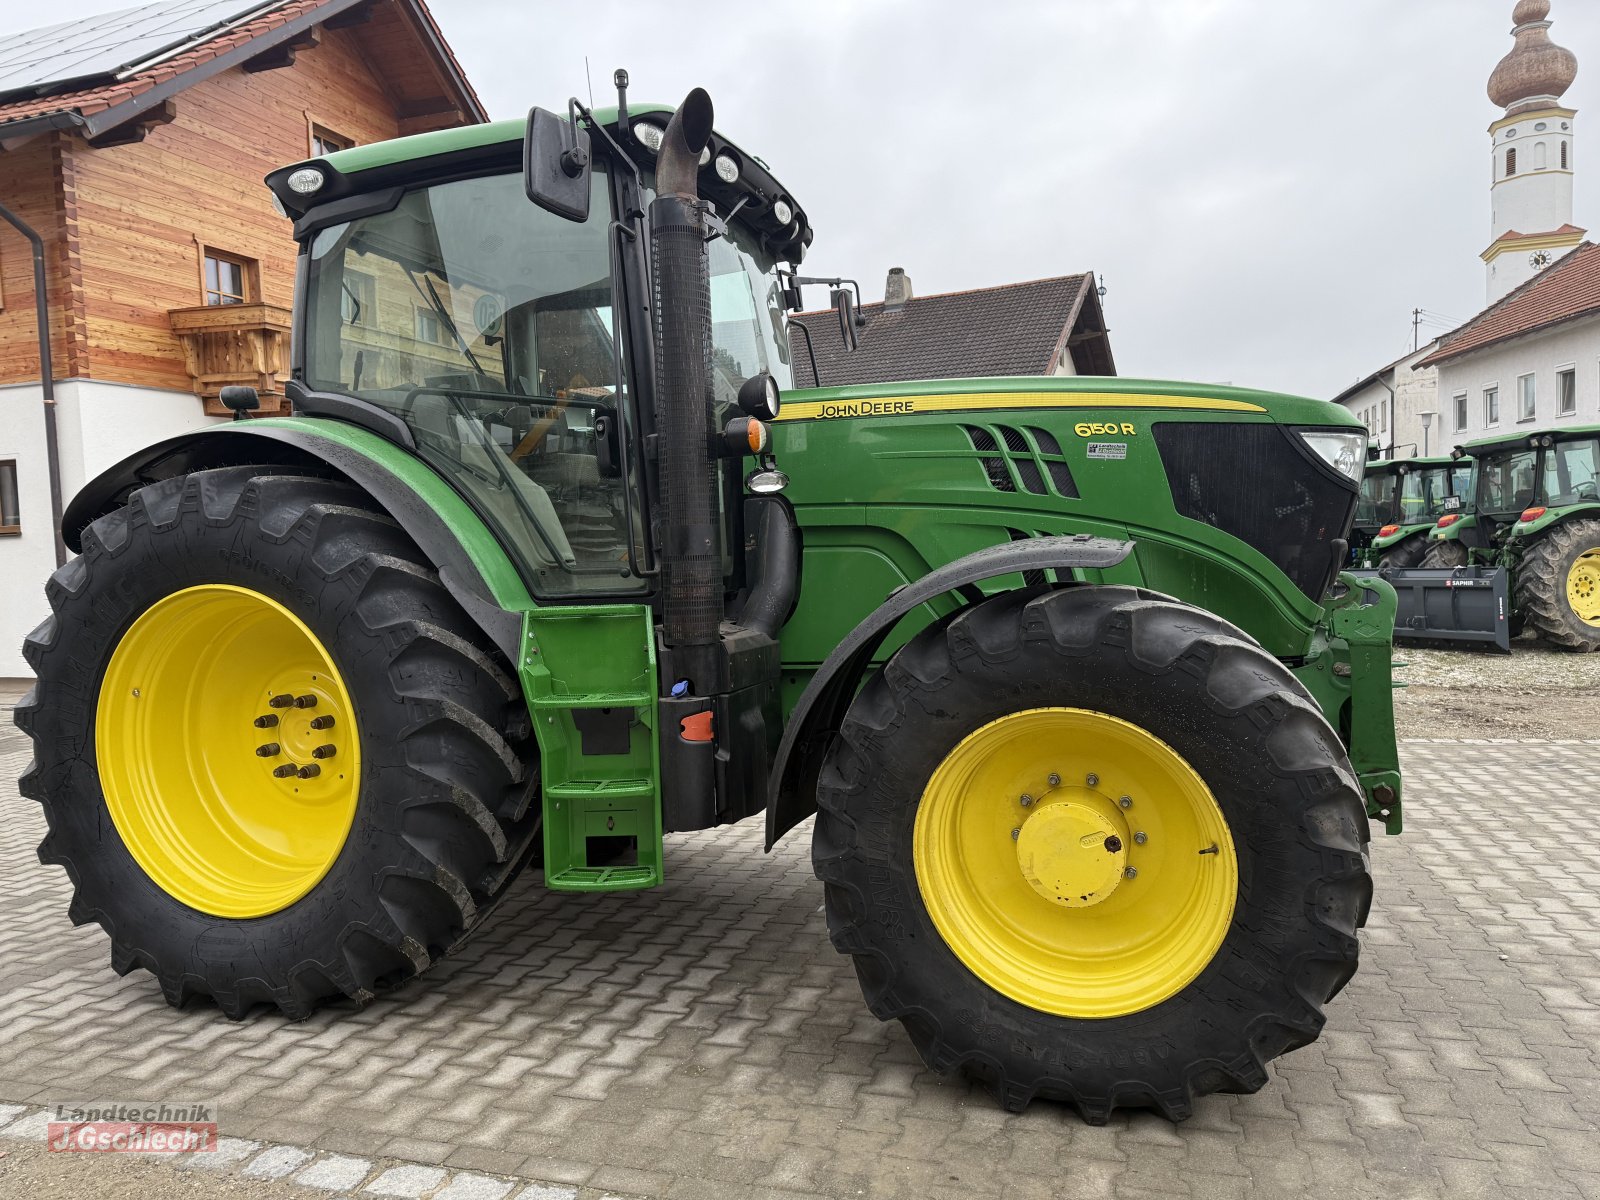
[61,419,534,659]
[764,533,1134,850]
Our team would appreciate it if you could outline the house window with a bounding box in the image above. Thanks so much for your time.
[1379,406,1387,433]
[1454,392,1468,431]
[203,250,255,306]
[312,125,354,157]
[414,307,446,345]
[1558,366,1576,415]
[1518,373,1536,421]
[1484,386,1500,425]
[1506,147,1517,176]
[341,270,375,326]
[0,460,19,535]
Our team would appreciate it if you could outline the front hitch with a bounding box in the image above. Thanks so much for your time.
[1325,571,1403,835]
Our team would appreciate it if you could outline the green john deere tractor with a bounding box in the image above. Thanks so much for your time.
[16,83,1401,1121]
[1422,425,1600,650]
[1353,454,1472,569]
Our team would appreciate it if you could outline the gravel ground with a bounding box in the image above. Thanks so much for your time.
[1391,637,1600,739]
[0,1142,319,1199]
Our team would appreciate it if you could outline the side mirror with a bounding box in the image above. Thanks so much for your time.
[524,106,591,221]
[831,287,859,352]
[218,385,260,420]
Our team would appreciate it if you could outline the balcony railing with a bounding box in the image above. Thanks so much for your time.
[168,303,292,415]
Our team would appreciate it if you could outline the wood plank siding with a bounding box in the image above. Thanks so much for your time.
[0,0,478,399]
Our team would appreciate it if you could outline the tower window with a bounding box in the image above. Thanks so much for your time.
[1562,141,1569,170]
[1506,147,1517,177]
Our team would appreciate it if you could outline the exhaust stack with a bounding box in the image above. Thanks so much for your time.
[650,89,721,655]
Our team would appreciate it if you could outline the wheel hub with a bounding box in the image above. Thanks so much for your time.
[1570,550,1600,624]
[1015,794,1127,908]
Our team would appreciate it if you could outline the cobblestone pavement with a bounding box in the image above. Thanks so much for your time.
[2,713,1598,1200]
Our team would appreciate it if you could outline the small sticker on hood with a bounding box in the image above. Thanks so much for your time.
[1087,442,1128,461]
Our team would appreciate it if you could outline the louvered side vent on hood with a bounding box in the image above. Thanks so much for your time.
[960,424,1079,498]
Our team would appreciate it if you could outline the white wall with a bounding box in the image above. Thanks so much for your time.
[1490,110,1577,243]
[1436,313,1600,448]
[1334,345,1445,459]
[0,380,221,679]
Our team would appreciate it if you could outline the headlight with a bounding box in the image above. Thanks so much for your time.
[634,121,664,152]
[737,371,781,420]
[1296,429,1366,483]
[772,198,793,226]
[286,167,325,195]
[714,153,740,184]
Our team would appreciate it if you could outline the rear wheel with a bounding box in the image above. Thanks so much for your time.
[1378,533,1428,570]
[1419,539,1469,569]
[813,586,1370,1121]
[16,467,540,1017]
[1516,518,1600,652]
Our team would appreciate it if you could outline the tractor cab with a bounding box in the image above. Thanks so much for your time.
[1354,456,1469,567]
[1438,426,1600,552]
[271,100,807,603]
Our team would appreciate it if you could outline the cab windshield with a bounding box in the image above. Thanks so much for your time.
[1403,464,1472,521]
[1355,470,1398,526]
[301,164,792,596]
[1540,438,1600,507]
[1476,448,1540,517]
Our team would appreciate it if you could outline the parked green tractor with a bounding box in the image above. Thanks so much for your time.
[16,84,1400,1121]
[1422,425,1600,650]
[1353,455,1472,568]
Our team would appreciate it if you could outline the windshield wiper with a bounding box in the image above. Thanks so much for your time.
[402,265,490,381]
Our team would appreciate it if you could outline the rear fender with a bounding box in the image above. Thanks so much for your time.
[764,534,1134,850]
[61,421,533,659]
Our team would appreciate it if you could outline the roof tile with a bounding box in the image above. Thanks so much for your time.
[1419,241,1600,366]
[789,274,1109,388]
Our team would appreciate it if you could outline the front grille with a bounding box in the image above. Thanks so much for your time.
[1153,423,1358,601]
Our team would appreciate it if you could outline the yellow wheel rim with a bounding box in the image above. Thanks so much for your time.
[96,585,360,918]
[913,708,1237,1019]
[1569,549,1600,626]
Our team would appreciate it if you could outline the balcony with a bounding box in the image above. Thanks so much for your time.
[168,303,293,416]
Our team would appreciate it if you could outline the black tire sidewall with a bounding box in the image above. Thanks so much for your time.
[33,478,489,996]
[820,593,1363,1102]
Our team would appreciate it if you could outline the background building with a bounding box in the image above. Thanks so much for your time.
[788,269,1115,389]
[0,0,483,678]
[1421,240,1600,445]
[1331,344,1445,458]
[1482,0,1583,303]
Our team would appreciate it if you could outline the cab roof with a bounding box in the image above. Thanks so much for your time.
[1455,422,1600,457]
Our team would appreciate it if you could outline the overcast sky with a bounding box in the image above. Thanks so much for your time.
[29,0,1600,398]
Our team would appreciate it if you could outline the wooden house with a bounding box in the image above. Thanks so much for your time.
[0,0,485,677]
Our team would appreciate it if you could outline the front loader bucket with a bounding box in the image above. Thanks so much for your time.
[1349,566,1512,653]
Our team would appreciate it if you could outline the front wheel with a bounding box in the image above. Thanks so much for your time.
[813,586,1371,1121]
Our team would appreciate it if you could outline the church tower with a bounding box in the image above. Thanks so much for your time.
[1483,0,1582,303]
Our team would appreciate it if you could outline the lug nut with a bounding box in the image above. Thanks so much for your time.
[311,744,337,760]
[268,693,294,708]
[272,764,298,778]
[1124,867,1138,880]
[253,714,279,729]
[1118,795,1133,809]
[298,764,321,779]
[1085,773,1099,787]
[1104,835,1123,853]
[293,694,318,709]
[309,715,335,730]
[255,743,280,757]
[1047,773,1061,787]
[1134,831,1148,845]
[1011,828,1020,841]
[1020,793,1033,807]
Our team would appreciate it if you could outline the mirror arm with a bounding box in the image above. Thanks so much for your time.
[790,320,821,389]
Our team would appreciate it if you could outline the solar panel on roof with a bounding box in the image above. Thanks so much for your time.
[0,0,279,99]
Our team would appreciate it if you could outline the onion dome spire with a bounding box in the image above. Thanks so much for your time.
[1488,0,1578,113]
